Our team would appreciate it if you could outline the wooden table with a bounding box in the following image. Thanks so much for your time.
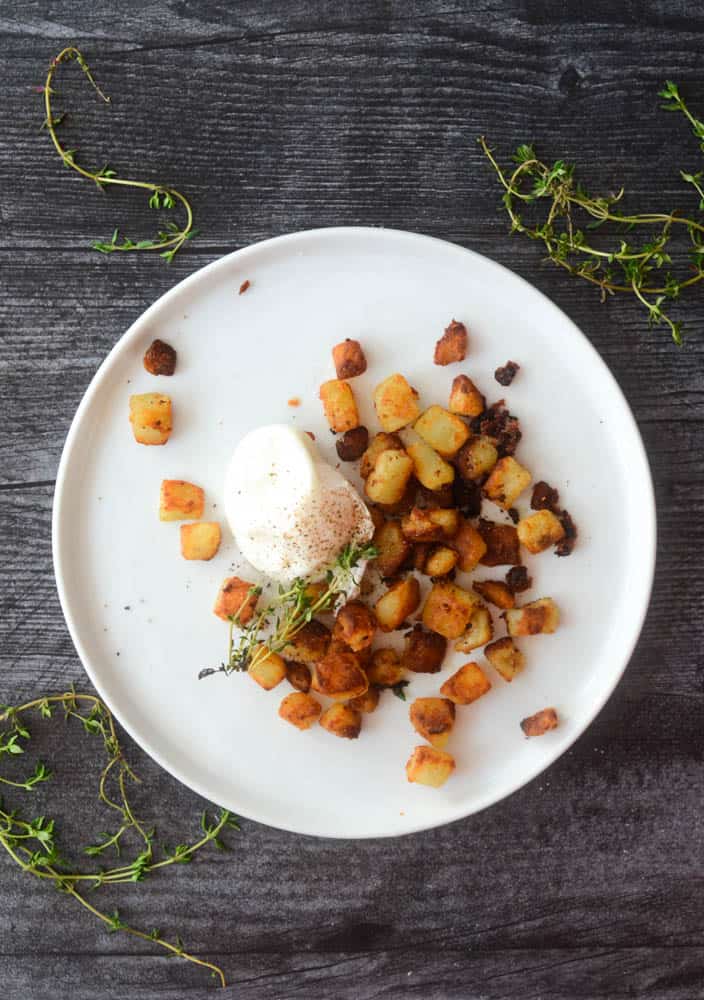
[2,4,703,997]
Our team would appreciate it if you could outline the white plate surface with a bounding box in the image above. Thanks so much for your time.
[53,227,655,838]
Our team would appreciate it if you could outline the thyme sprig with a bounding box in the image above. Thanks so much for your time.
[480,81,704,344]
[0,691,238,986]
[40,47,196,262]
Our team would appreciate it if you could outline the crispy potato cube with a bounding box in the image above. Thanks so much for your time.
[440,662,491,705]
[319,703,362,739]
[347,686,380,713]
[312,649,369,701]
[333,600,376,651]
[485,637,525,682]
[336,426,369,462]
[424,545,459,577]
[248,645,287,690]
[454,605,494,652]
[521,707,559,737]
[478,520,522,566]
[414,406,470,458]
[456,436,499,481]
[504,597,560,636]
[332,338,367,379]
[278,692,321,730]
[409,697,455,749]
[405,439,455,491]
[473,579,515,610]
[422,581,478,639]
[159,480,205,521]
[180,521,221,561]
[281,620,331,663]
[373,374,420,432]
[360,432,404,478]
[366,648,405,687]
[319,379,359,433]
[448,374,484,417]
[129,393,172,446]
[143,339,176,376]
[365,449,414,505]
[434,319,468,366]
[517,509,566,554]
[213,577,259,623]
[484,456,532,509]
[401,506,459,543]
[401,624,447,673]
[373,520,412,577]
[406,745,455,787]
[374,575,421,632]
[285,661,312,692]
[451,517,488,572]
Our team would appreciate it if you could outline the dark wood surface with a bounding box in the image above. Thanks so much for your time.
[2,3,703,997]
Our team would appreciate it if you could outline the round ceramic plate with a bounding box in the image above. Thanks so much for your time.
[53,227,655,839]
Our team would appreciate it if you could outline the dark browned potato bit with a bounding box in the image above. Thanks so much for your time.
[477,519,522,567]
[471,400,522,457]
[336,425,369,462]
[473,579,515,610]
[434,319,468,365]
[494,360,520,386]
[143,338,177,376]
[285,661,312,693]
[555,510,578,557]
[416,481,455,509]
[452,477,482,517]
[401,624,447,674]
[239,279,251,295]
[506,565,532,594]
[531,480,560,512]
[332,338,367,379]
[520,707,559,737]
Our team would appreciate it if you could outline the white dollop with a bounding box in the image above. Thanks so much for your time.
[224,424,374,582]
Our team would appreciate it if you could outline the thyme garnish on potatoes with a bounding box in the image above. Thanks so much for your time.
[0,691,237,986]
[39,47,196,262]
[480,81,704,344]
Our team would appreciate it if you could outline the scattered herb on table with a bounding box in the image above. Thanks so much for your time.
[480,81,704,344]
[38,47,196,262]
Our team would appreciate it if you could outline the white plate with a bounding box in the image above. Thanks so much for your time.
[53,227,655,839]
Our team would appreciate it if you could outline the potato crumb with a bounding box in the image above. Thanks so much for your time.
[288,397,301,407]
[238,280,251,295]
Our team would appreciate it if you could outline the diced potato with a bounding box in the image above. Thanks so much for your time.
[478,520,522,566]
[483,456,532,509]
[366,648,406,687]
[406,745,455,787]
[336,426,369,462]
[333,600,376,651]
[504,597,560,636]
[129,393,172,445]
[412,542,431,572]
[517,509,566,554]
[454,605,494,652]
[424,545,459,577]
[448,374,484,417]
[422,581,479,639]
[311,648,369,700]
[451,517,487,572]
[440,662,491,705]
[319,379,359,433]
[373,520,412,577]
[401,625,447,673]
[409,697,455,749]
[434,319,468,366]
[248,645,287,690]
[416,480,455,509]
[159,480,205,521]
[326,638,373,672]
[180,522,221,561]
[347,687,380,713]
[405,439,455,491]
[374,575,421,632]
[473,579,515,610]
[414,405,470,458]
[455,436,498,480]
[143,338,177,376]
[213,577,259,623]
[373,374,420,432]
[365,449,414,505]
[485,637,525,682]
[520,707,559,737]
[332,338,367,379]
[319,703,362,739]
[285,661,312,692]
[278,692,321,730]
[360,432,404,478]
[280,620,331,663]
[401,506,459,543]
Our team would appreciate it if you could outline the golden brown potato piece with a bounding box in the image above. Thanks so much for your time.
[279,691,321,730]
[360,432,404,478]
[409,697,455,749]
[332,338,367,379]
[335,426,369,462]
[448,374,484,417]
[483,456,532,509]
[451,517,488,572]
[520,707,559,737]
[285,661,312,692]
[319,379,360,433]
[129,393,172,445]
[517,509,566,554]
[424,545,459,577]
[159,480,205,521]
[454,605,494,652]
[440,662,491,705]
[504,597,560,636]
[180,522,221,561]
[473,579,515,610]
[347,686,380,713]
[365,449,414,505]
[333,600,376,652]
[373,374,420,432]
[281,620,331,663]
[485,637,525,682]
[401,506,459,543]
[422,581,478,639]
[373,520,412,578]
[478,520,522,566]
[319,703,362,739]
[311,648,369,701]
[405,439,455,491]
[143,338,177,376]
[414,406,470,458]
[455,435,499,481]
[366,647,406,687]
[248,645,287,690]
[406,745,455,787]
[401,624,447,673]
[374,575,421,632]
[434,319,468,366]
[213,577,259,624]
